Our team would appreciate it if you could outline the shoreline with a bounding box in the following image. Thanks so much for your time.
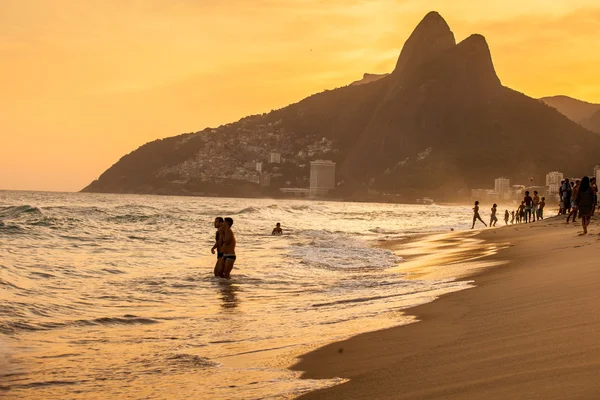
[291,216,600,399]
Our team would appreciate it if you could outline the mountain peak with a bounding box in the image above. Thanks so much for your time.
[393,11,456,76]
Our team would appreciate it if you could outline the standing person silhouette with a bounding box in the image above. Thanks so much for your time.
[504,210,509,225]
[576,176,596,235]
[523,191,533,223]
[211,217,225,277]
[538,197,546,220]
[471,201,487,229]
[221,217,237,279]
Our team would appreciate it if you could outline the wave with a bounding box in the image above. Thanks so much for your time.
[0,315,160,335]
[0,205,42,219]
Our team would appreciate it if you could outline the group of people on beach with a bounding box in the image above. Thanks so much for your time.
[472,175,599,235]
[556,176,598,234]
[471,191,546,229]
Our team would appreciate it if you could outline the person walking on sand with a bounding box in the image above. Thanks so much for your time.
[471,201,487,229]
[511,210,515,224]
[567,179,581,224]
[272,222,283,235]
[576,176,596,235]
[504,210,509,225]
[220,217,237,279]
[211,217,225,277]
[490,204,498,227]
[538,197,546,220]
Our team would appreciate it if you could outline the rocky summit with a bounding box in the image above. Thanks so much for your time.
[83,12,600,200]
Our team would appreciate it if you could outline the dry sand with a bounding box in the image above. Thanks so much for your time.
[292,216,600,399]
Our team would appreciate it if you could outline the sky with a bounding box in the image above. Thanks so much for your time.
[1,0,599,192]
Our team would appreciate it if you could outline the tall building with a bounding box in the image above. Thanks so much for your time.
[494,177,510,196]
[546,171,563,187]
[310,160,336,197]
[269,152,281,164]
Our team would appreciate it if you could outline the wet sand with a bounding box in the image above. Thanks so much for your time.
[292,216,600,399]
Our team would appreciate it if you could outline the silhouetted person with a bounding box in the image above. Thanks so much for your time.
[591,177,598,215]
[504,210,509,225]
[220,217,237,279]
[272,222,283,235]
[576,176,596,235]
[562,178,572,215]
[523,191,533,223]
[471,201,487,229]
[517,201,525,223]
[558,180,566,215]
[490,204,498,227]
[567,180,580,224]
[538,197,546,220]
[211,217,225,277]
[532,191,540,221]
[510,210,515,224]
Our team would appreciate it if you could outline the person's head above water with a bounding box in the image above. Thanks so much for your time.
[214,217,224,228]
[224,217,234,227]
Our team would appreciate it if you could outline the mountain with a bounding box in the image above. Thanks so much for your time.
[540,95,600,123]
[540,95,600,133]
[83,12,600,200]
[350,73,389,86]
[581,109,600,134]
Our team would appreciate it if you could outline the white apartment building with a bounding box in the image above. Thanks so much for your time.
[310,160,336,197]
[494,177,510,196]
[546,171,564,187]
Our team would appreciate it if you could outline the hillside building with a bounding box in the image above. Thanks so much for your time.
[310,160,336,197]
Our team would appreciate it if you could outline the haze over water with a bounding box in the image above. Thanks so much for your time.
[1,191,481,399]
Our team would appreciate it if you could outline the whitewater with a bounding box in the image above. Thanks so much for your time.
[0,191,477,399]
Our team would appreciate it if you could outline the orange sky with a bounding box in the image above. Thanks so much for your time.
[1,0,599,192]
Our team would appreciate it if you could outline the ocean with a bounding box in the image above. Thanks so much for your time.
[0,191,481,399]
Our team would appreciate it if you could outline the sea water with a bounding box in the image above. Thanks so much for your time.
[0,191,477,399]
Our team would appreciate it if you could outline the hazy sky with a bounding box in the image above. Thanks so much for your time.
[1,0,599,192]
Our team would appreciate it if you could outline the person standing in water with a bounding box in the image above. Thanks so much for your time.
[272,222,283,235]
[490,204,498,227]
[471,201,487,229]
[576,176,596,235]
[220,217,237,279]
[211,217,225,277]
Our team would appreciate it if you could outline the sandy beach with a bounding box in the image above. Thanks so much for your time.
[292,216,600,399]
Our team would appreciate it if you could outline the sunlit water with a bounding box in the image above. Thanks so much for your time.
[0,191,479,399]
